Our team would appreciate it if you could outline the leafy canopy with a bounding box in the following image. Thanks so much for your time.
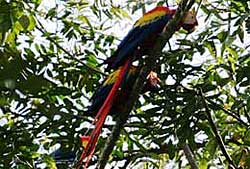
[0,0,250,168]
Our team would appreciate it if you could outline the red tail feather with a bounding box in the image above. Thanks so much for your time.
[77,59,131,168]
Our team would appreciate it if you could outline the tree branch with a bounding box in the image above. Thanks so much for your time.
[199,88,238,169]
[183,144,199,169]
[97,1,196,168]
[206,99,249,127]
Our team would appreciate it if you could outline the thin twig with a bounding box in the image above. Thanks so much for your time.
[141,0,146,14]
[199,88,238,169]
[195,0,203,15]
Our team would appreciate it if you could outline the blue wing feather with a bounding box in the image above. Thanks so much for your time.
[107,14,173,71]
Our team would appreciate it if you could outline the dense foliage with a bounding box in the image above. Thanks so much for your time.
[0,0,250,168]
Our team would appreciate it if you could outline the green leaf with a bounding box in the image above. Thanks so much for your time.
[243,130,250,145]
[238,25,244,43]
[42,154,57,169]
[0,1,12,33]
[204,40,216,57]
[46,7,57,19]
[78,15,93,28]
[199,158,208,169]
[167,141,176,160]
[110,7,131,19]
[206,139,218,159]
[226,47,238,59]
[19,15,30,30]
[217,77,231,87]
[16,74,52,95]
[201,83,218,93]
[6,32,16,46]
[217,31,228,43]
[27,15,36,30]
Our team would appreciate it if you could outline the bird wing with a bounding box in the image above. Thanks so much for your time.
[88,66,138,114]
[106,7,175,71]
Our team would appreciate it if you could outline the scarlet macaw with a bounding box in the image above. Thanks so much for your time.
[78,66,160,168]
[94,6,197,125]
[78,6,198,168]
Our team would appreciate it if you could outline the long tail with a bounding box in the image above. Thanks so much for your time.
[77,59,131,169]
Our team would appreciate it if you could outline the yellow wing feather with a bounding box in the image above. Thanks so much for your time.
[134,10,168,27]
[103,66,137,86]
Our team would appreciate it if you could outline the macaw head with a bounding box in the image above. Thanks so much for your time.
[181,9,198,33]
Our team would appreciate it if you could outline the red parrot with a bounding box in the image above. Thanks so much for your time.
[77,66,160,168]
[78,6,198,168]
